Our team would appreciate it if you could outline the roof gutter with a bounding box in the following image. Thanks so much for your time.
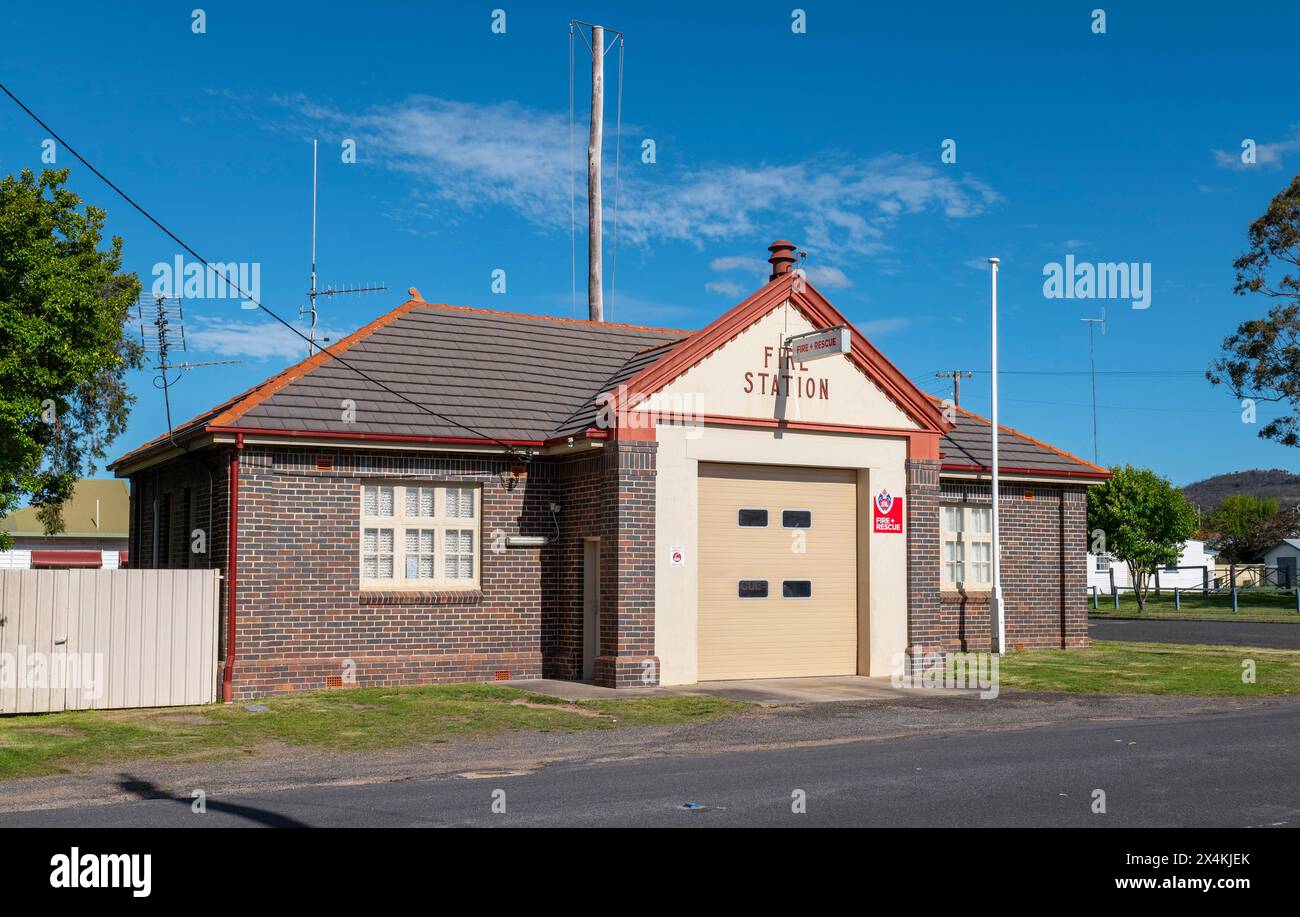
[221,433,243,703]
[942,462,1111,481]
[205,426,545,450]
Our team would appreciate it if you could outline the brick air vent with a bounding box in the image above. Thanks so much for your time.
[315,455,334,471]
[325,675,343,688]
[493,670,511,681]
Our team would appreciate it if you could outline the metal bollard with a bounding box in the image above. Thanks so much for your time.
[1092,585,1098,610]
[1231,587,1239,614]
[1174,588,1180,611]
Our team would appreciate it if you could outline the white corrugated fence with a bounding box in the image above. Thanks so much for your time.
[0,569,220,714]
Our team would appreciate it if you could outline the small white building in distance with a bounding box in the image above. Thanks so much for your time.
[1087,539,1218,593]
[1262,540,1300,588]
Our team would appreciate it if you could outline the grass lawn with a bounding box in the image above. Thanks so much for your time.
[997,640,1300,696]
[0,683,748,782]
[1088,590,1300,623]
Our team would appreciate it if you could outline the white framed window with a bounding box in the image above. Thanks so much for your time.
[941,503,992,590]
[1095,554,1111,573]
[360,483,480,590]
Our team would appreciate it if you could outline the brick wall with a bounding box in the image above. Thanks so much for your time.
[541,441,658,688]
[129,451,231,656]
[929,481,1091,652]
[227,447,555,698]
[129,440,658,698]
[905,459,942,659]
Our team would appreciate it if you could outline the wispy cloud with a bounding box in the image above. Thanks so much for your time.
[858,317,912,336]
[187,316,346,362]
[1213,126,1300,170]
[704,280,745,297]
[272,94,998,262]
[707,254,851,293]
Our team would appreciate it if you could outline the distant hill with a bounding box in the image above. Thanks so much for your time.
[1182,469,1300,515]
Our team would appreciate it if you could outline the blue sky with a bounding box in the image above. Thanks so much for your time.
[3,0,1299,487]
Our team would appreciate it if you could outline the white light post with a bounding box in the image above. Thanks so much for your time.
[989,257,1006,655]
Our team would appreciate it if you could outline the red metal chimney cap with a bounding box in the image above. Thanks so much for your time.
[768,240,797,281]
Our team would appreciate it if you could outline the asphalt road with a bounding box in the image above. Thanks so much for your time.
[1089,616,1300,649]
[3,702,1297,827]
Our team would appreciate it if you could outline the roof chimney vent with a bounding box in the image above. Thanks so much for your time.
[768,240,797,281]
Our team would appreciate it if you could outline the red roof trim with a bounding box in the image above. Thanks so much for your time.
[206,426,545,449]
[933,396,1110,477]
[940,462,1111,480]
[613,274,952,434]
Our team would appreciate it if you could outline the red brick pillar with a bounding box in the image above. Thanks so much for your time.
[595,441,660,687]
[1061,487,1091,648]
[904,458,943,674]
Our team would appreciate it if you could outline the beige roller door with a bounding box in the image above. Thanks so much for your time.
[698,463,858,680]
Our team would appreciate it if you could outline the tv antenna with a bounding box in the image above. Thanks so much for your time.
[301,138,387,357]
[136,293,240,437]
[1080,307,1106,464]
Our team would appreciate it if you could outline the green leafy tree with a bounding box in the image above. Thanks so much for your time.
[1208,174,1300,445]
[1208,494,1298,564]
[0,168,142,550]
[1087,465,1198,611]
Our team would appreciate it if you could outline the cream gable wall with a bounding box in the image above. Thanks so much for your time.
[633,302,920,430]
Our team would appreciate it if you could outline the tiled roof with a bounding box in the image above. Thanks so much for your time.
[111,296,689,468]
[936,400,1108,479]
[111,292,1105,482]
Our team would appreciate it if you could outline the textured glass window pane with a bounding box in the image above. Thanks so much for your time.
[422,530,435,553]
[405,555,420,578]
[420,556,434,578]
[363,555,377,578]
[405,529,418,552]
[377,487,394,516]
[971,508,991,534]
[364,487,378,515]
[378,528,393,552]
[363,528,377,552]
[445,487,473,518]
[944,507,962,532]
[406,487,435,517]
[378,555,393,579]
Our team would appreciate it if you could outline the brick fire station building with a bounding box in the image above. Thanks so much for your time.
[110,242,1105,700]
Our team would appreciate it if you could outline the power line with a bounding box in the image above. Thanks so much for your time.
[968,369,1204,377]
[0,80,529,458]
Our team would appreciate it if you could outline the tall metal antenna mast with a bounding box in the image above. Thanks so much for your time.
[301,138,387,356]
[1080,308,1106,464]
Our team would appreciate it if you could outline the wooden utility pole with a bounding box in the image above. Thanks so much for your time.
[935,369,973,407]
[587,24,604,322]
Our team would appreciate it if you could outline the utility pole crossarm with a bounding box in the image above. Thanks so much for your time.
[935,369,974,407]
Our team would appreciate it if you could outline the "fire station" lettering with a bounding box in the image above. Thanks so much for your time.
[743,345,831,400]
